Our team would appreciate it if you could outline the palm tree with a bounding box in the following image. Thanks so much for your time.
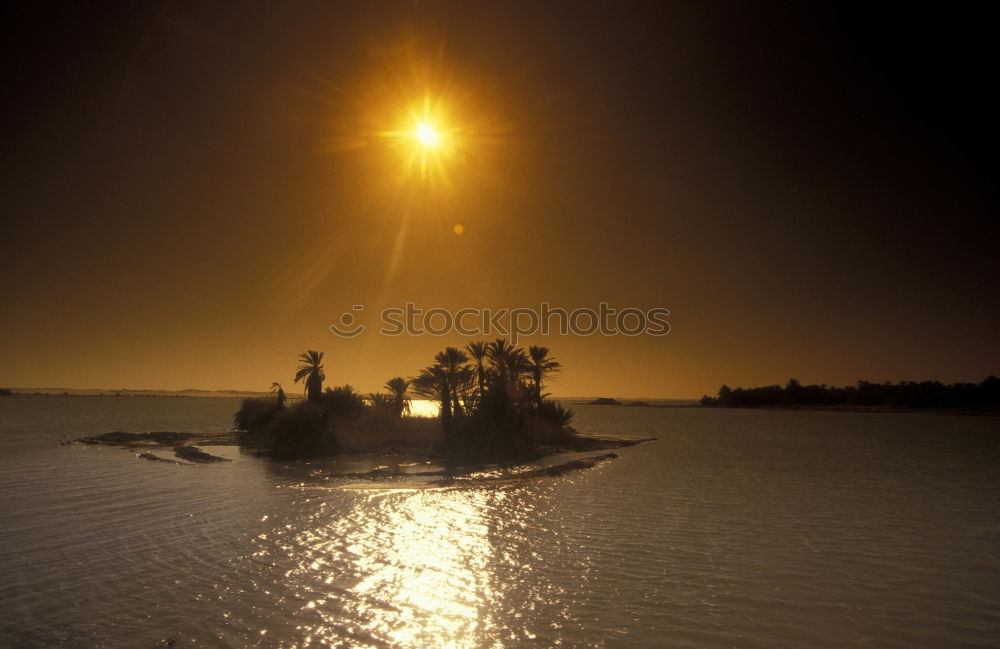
[384,377,412,417]
[435,347,470,417]
[412,347,471,422]
[507,347,531,383]
[466,341,489,399]
[486,337,515,372]
[294,350,325,403]
[413,364,451,421]
[270,382,287,408]
[450,364,477,417]
[369,392,393,414]
[527,346,561,406]
[487,338,530,398]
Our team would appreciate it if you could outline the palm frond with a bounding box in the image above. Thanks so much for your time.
[465,341,489,362]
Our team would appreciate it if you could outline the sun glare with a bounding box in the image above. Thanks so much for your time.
[414,121,440,148]
[356,77,504,196]
[377,101,460,186]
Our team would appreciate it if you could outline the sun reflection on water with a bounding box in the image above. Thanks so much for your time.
[285,488,500,648]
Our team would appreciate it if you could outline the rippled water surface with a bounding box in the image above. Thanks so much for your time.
[1,396,999,648]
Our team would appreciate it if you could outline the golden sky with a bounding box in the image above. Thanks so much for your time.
[1,2,996,397]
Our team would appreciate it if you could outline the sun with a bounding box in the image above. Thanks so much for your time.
[374,95,464,186]
[413,121,441,148]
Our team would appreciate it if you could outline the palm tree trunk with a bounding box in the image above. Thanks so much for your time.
[441,384,452,422]
[307,374,322,403]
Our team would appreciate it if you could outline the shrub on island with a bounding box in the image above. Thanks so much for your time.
[445,395,576,460]
[234,385,366,458]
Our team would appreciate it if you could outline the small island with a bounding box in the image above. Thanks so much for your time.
[585,397,682,408]
[233,340,653,464]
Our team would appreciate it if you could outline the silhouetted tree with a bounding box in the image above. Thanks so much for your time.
[436,347,471,417]
[487,338,530,400]
[384,377,412,417]
[700,376,1000,409]
[783,378,804,405]
[527,345,561,406]
[465,340,489,400]
[413,364,452,423]
[270,382,287,408]
[369,392,394,415]
[294,350,325,403]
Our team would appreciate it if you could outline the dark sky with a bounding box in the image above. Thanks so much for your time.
[1,1,996,396]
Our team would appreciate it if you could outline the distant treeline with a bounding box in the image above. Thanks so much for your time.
[700,377,1000,409]
[0,388,12,396]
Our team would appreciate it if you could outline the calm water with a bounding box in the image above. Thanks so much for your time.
[1,396,998,648]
